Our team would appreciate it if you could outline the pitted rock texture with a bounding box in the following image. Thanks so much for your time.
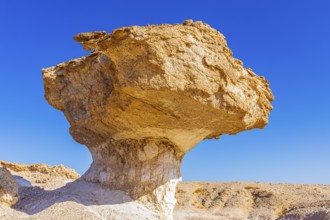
[0,165,18,206]
[42,20,273,218]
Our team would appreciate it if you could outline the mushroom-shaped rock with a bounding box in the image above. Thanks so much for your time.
[0,165,18,207]
[42,20,273,219]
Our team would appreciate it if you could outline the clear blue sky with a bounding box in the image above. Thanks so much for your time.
[1,1,329,184]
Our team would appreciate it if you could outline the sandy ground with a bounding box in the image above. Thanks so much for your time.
[175,182,330,220]
[9,179,158,220]
[1,162,330,220]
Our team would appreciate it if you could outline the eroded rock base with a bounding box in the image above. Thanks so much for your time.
[83,138,184,219]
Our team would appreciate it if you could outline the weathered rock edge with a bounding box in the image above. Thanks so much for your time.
[0,165,18,207]
[42,20,274,219]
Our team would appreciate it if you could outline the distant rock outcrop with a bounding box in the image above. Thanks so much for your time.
[0,165,18,206]
[0,160,79,190]
[42,20,274,219]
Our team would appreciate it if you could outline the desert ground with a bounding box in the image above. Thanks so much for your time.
[1,161,329,220]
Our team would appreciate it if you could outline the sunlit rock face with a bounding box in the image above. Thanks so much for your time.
[42,20,273,219]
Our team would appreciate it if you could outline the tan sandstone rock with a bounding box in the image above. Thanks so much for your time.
[0,160,79,190]
[42,20,274,219]
[0,165,18,206]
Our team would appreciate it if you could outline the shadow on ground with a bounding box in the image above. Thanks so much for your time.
[13,177,133,215]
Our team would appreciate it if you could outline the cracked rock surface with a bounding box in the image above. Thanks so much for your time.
[42,20,273,219]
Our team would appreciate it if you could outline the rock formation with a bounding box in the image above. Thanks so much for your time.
[0,160,80,190]
[0,165,18,206]
[42,20,274,219]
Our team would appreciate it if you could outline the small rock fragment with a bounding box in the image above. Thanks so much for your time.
[0,165,18,207]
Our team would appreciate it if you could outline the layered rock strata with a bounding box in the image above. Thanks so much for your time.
[42,20,273,218]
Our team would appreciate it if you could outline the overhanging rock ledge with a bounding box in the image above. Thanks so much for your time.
[42,20,274,219]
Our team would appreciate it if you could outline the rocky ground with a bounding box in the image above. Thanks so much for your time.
[0,161,329,220]
[175,182,330,220]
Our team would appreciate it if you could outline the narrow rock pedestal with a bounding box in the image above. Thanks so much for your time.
[83,138,183,218]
